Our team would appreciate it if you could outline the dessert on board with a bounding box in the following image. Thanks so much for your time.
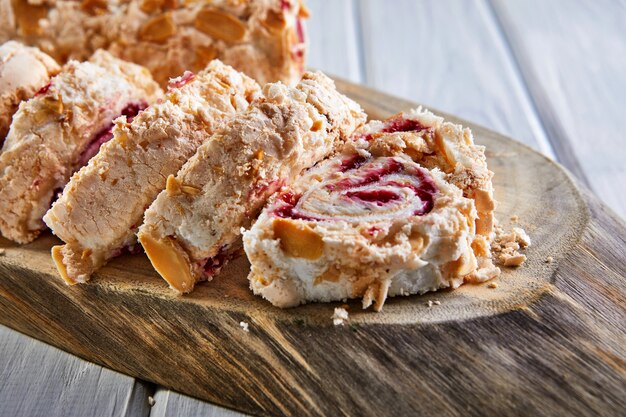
[0,50,161,244]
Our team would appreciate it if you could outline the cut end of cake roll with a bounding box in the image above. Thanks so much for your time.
[244,107,500,311]
[43,60,261,284]
[138,70,366,293]
[0,50,161,243]
[0,41,60,143]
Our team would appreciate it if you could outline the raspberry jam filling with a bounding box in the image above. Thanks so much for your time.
[273,191,318,221]
[168,71,195,90]
[274,157,438,220]
[329,158,404,191]
[345,189,401,206]
[381,116,429,134]
[203,245,236,278]
[35,81,52,96]
[339,155,368,172]
[76,101,147,167]
[359,116,430,141]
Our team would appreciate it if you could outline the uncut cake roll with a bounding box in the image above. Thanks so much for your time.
[138,72,366,294]
[0,50,161,244]
[0,41,60,144]
[1,0,308,86]
[243,108,500,311]
[44,60,260,284]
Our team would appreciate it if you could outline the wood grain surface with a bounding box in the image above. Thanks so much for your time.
[1,81,624,417]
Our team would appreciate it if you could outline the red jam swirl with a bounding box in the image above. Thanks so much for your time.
[168,71,195,90]
[381,116,429,134]
[274,157,438,220]
[76,101,148,167]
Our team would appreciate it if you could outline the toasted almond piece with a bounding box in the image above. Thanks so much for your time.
[193,45,217,71]
[273,218,324,260]
[138,233,195,293]
[165,174,181,196]
[13,0,48,36]
[194,8,246,43]
[51,246,75,285]
[298,0,311,18]
[81,0,108,15]
[262,9,286,32]
[139,13,177,43]
[140,0,177,13]
[448,249,478,277]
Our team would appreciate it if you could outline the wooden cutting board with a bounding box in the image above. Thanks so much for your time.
[0,79,624,417]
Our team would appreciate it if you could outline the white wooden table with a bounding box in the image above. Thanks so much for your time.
[2,1,625,415]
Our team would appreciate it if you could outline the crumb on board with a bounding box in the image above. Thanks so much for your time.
[433,300,441,305]
[427,300,433,308]
[510,214,519,222]
[488,282,498,289]
[546,256,554,263]
[148,396,155,407]
[239,321,249,332]
[332,307,349,326]
[492,224,531,267]
[0,248,5,256]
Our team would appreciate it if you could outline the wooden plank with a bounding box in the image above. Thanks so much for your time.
[490,0,626,218]
[305,0,364,83]
[0,325,152,417]
[358,0,553,157]
[0,81,624,416]
[151,388,245,417]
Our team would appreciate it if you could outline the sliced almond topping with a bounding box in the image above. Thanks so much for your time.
[12,0,48,36]
[138,233,195,293]
[165,174,181,196]
[310,119,324,132]
[273,218,324,260]
[194,45,217,71]
[140,0,177,13]
[262,9,286,32]
[139,13,177,43]
[181,184,202,195]
[51,245,76,285]
[81,0,108,16]
[298,1,311,18]
[195,8,246,43]
[448,249,478,277]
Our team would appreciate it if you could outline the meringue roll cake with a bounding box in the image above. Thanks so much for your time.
[0,41,60,143]
[138,72,366,294]
[44,60,261,285]
[1,0,309,86]
[0,50,161,244]
[244,108,499,311]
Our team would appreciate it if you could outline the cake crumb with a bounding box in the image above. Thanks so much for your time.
[492,224,531,267]
[239,321,249,332]
[488,282,498,289]
[427,300,433,308]
[433,300,441,305]
[0,248,5,256]
[332,307,349,326]
[510,214,519,222]
[148,396,155,406]
[546,256,554,263]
